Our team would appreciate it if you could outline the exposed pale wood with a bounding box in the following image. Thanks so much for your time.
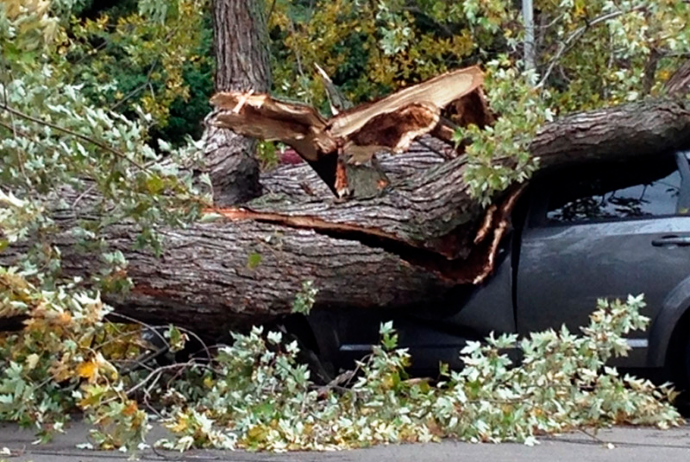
[329,67,484,137]
[210,66,486,197]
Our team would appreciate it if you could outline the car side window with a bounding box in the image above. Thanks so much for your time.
[546,155,682,224]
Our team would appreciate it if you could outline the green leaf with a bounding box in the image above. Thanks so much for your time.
[145,176,166,194]
[247,252,262,270]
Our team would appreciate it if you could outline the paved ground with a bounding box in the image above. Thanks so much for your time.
[1,421,689,462]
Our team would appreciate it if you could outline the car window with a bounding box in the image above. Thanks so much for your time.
[546,155,682,224]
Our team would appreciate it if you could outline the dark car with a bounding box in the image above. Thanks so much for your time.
[304,149,690,387]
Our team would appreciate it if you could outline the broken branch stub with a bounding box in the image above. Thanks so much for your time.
[209,66,486,197]
[665,59,690,98]
[314,62,353,115]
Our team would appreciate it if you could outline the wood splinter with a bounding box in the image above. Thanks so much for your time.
[209,66,490,198]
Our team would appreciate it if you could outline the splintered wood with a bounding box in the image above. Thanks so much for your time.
[209,66,488,198]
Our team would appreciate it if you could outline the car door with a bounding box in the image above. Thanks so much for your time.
[516,152,690,365]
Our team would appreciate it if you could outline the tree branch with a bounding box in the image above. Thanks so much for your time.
[665,59,690,97]
[537,6,646,88]
[0,103,148,172]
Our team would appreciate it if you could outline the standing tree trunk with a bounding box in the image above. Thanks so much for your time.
[202,0,271,206]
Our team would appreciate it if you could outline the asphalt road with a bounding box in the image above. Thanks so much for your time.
[1,421,689,462]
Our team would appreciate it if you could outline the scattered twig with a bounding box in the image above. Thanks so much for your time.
[70,40,108,68]
[402,5,454,37]
[104,314,215,380]
[0,69,27,178]
[267,0,278,23]
[123,364,184,399]
[108,312,213,364]
[71,183,98,210]
[314,370,355,398]
[0,118,28,137]
[417,138,451,159]
[576,427,614,447]
[287,21,307,84]
[536,12,567,30]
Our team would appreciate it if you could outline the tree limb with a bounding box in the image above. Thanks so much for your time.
[537,6,646,88]
[0,103,148,172]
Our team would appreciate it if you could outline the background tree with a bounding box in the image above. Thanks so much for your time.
[67,0,212,143]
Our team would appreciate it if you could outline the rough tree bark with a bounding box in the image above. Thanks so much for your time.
[6,208,453,337]
[666,59,690,97]
[3,100,689,337]
[211,100,690,279]
[201,0,271,205]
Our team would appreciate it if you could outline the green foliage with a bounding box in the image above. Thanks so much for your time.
[0,1,206,260]
[291,280,318,315]
[270,0,690,201]
[256,141,280,170]
[247,252,263,270]
[148,56,214,146]
[457,60,546,204]
[269,0,487,105]
[155,295,681,451]
[5,265,674,453]
[531,0,690,110]
[0,0,205,452]
[56,0,213,147]
[0,269,148,450]
[165,325,188,353]
[271,0,690,106]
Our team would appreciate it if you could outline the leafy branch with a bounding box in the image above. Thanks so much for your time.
[537,6,647,88]
[0,102,148,171]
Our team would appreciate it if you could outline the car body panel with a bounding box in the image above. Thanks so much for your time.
[517,153,690,368]
[648,274,690,367]
[516,216,690,366]
[442,245,515,337]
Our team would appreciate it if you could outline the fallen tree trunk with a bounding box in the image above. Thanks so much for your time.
[1,206,454,337]
[213,99,690,279]
[2,99,690,336]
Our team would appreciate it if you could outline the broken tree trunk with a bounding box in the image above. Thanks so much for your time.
[212,99,690,278]
[0,188,455,337]
[3,100,690,337]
